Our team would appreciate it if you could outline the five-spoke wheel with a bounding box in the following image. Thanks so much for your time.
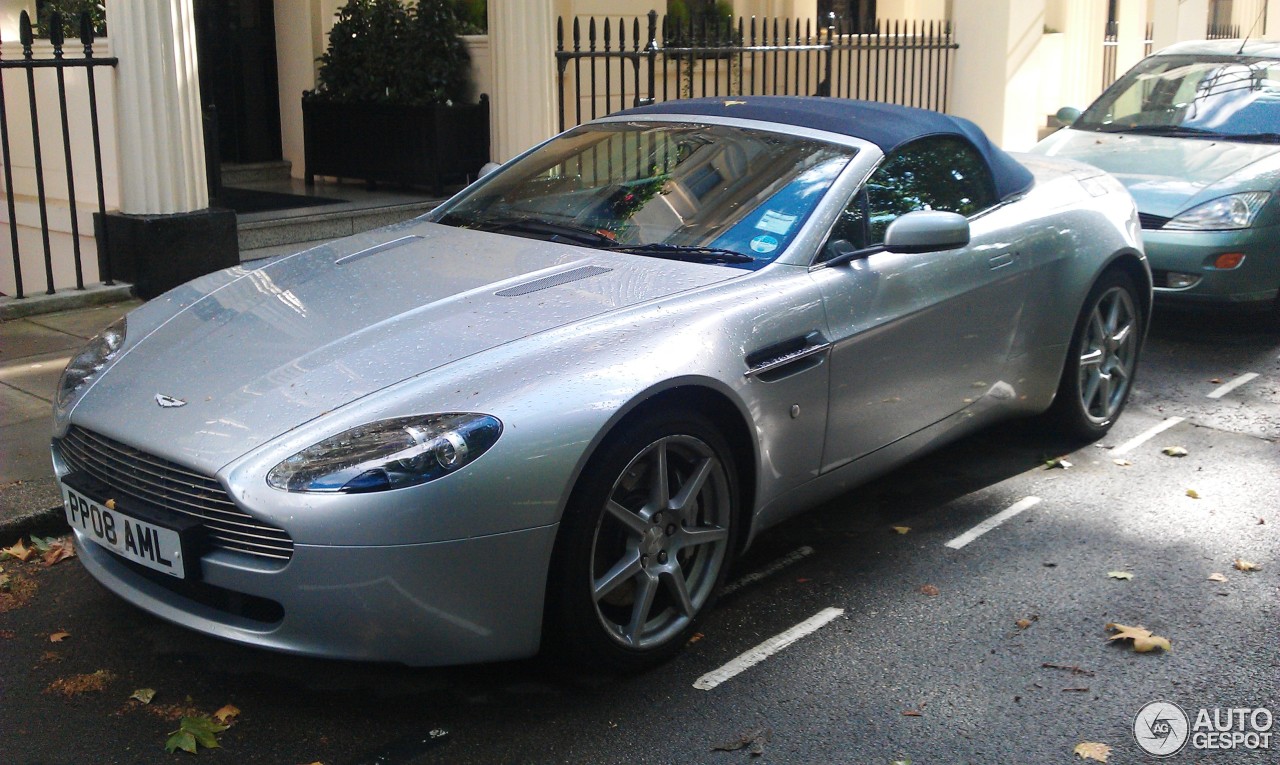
[1050,270,1144,438]
[546,409,737,670]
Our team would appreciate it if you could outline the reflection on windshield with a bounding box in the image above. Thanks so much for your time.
[434,122,856,267]
[1076,55,1280,140]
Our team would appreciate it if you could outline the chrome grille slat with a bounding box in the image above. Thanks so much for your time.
[58,427,294,561]
[59,437,243,514]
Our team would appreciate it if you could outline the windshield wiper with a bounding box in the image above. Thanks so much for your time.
[606,242,755,264]
[440,214,618,247]
[1096,125,1229,138]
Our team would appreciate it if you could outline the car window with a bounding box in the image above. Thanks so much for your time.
[826,136,996,254]
[1076,55,1280,139]
[434,122,857,268]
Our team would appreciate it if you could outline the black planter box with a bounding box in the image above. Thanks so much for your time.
[302,96,490,195]
[94,208,239,300]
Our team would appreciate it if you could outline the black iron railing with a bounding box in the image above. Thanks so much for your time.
[555,11,957,132]
[1,10,116,299]
[1206,23,1240,40]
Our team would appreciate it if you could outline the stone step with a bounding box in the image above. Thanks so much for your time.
[220,161,293,187]
[236,200,439,252]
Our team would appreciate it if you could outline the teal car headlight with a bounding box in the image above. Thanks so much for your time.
[1164,192,1270,231]
[55,317,127,414]
[267,414,503,493]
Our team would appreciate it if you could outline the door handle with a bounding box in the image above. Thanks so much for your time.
[988,252,1015,269]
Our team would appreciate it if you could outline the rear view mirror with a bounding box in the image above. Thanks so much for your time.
[883,210,970,253]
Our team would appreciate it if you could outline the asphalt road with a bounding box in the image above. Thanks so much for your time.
[2,307,1276,765]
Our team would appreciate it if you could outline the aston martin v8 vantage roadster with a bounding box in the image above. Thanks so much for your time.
[53,97,1150,669]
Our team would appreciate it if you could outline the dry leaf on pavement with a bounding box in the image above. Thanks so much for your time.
[1186,489,1200,499]
[1074,741,1111,761]
[1105,623,1171,653]
[1208,573,1228,583]
[42,537,76,566]
[49,631,70,643]
[1233,559,1260,572]
[213,704,240,724]
[918,584,940,596]
[1,540,33,561]
[892,526,911,535]
[1107,571,1133,580]
[1161,446,1188,457]
[130,688,156,704]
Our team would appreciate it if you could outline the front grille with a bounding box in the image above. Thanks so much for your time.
[57,426,294,561]
[1138,212,1170,230]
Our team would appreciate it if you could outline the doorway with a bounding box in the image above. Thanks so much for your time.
[194,0,283,164]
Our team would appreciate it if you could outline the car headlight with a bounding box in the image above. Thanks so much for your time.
[1164,192,1270,230]
[267,414,502,493]
[55,317,127,414]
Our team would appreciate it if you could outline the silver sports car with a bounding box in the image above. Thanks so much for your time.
[53,97,1150,670]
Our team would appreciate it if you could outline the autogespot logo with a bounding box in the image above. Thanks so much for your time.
[1133,700,1190,757]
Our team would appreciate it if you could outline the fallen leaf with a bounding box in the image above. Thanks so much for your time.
[1105,622,1171,653]
[687,632,704,645]
[712,727,771,755]
[1161,446,1188,457]
[892,526,911,535]
[0,540,33,561]
[1016,618,1033,630]
[213,704,240,724]
[901,708,923,717]
[1045,457,1073,469]
[1107,571,1133,580]
[131,688,156,704]
[105,499,116,510]
[1112,459,1131,467]
[1233,559,1260,571]
[28,535,54,553]
[165,716,229,754]
[1074,741,1111,761]
[42,537,76,566]
[1186,489,1200,499]
[45,669,116,697]
[918,584,939,596]
[1209,377,1222,384]
[49,631,70,643]
[1208,572,1228,583]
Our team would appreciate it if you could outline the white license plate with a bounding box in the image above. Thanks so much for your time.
[60,482,187,578]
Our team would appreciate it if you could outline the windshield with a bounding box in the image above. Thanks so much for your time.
[433,121,857,268]
[1074,54,1280,141]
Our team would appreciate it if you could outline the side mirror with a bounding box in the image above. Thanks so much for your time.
[478,161,502,178]
[883,210,970,253]
[1055,106,1082,126]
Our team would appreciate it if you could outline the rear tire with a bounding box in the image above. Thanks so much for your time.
[1047,269,1144,440]
[544,408,737,672]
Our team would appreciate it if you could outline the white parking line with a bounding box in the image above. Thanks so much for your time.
[1112,417,1186,455]
[693,607,844,690]
[1207,373,1259,400]
[944,497,1041,550]
[720,546,814,597]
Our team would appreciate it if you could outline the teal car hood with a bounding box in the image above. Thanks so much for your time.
[1033,129,1280,218]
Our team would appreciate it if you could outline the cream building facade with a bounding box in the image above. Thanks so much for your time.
[0,0,1275,299]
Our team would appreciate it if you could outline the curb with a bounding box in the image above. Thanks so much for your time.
[0,283,135,321]
[0,506,69,544]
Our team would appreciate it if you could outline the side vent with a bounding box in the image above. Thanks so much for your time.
[496,265,612,297]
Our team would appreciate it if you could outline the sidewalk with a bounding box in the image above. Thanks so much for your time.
[0,298,141,541]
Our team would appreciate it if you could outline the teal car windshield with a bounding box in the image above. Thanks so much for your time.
[436,122,857,268]
[1076,55,1280,141]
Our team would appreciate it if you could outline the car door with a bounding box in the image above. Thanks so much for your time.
[813,136,1030,471]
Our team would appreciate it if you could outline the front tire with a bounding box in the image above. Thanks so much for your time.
[545,408,737,672]
[1047,269,1144,439]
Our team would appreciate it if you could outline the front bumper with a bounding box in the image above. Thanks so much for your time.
[1143,225,1280,308]
[72,520,558,666]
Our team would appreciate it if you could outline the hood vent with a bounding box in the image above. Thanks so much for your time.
[335,235,423,266]
[496,265,612,297]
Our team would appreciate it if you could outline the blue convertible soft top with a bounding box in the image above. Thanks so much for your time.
[612,96,1034,201]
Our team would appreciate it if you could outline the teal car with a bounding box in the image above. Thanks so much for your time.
[1035,39,1280,310]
